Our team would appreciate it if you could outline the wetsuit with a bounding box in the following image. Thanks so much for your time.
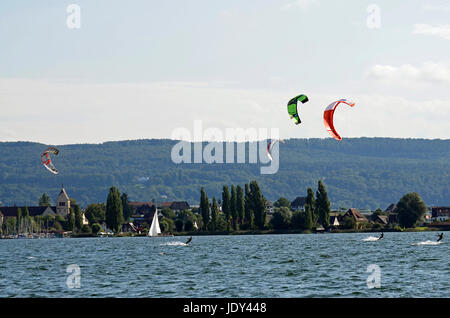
[437,233,443,242]
[378,233,384,240]
[186,237,192,244]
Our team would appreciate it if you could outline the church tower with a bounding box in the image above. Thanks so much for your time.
[56,185,71,217]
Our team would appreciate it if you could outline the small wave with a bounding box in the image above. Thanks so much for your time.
[279,259,296,264]
[412,240,441,246]
[362,236,380,241]
[418,258,440,262]
[161,241,188,246]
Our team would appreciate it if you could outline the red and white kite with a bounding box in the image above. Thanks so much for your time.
[323,99,355,141]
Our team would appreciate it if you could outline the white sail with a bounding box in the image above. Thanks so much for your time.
[148,211,161,237]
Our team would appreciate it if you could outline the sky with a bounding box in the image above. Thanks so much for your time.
[0,0,449,144]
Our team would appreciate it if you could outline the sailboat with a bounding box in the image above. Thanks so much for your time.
[148,210,161,237]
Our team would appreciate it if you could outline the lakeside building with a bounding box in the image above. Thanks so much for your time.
[342,208,369,223]
[372,214,389,225]
[291,197,307,211]
[431,206,450,222]
[265,200,275,215]
[0,186,88,226]
[384,203,397,213]
[160,201,190,213]
[0,206,56,225]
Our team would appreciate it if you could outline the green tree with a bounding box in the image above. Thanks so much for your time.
[53,221,63,231]
[315,181,331,229]
[5,217,17,235]
[184,219,194,232]
[121,193,132,222]
[243,183,254,229]
[174,219,184,232]
[340,215,356,229]
[200,187,210,230]
[67,210,75,232]
[396,192,427,228]
[91,223,102,235]
[16,208,22,231]
[270,207,292,230]
[274,197,291,208]
[161,217,175,233]
[305,188,317,225]
[303,205,313,230]
[222,185,231,230]
[250,181,266,230]
[38,193,51,206]
[291,211,305,230]
[160,218,169,233]
[85,203,105,224]
[161,207,176,220]
[210,197,219,232]
[81,224,92,234]
[215,213,228,232]
[230,185,237,230]
[105,186,124,234]
[236,185,245,227]
[70,200,83,231]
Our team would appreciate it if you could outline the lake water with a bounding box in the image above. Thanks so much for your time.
[0,232,449,298]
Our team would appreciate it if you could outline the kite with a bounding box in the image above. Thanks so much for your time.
[287,94,309,125]
[41,147,59,174]
[323,99,355,141]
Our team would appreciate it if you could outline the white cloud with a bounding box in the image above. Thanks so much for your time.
[0,79,448,144]
[412,24,450,40]
[281,0,319,11]
[366,62,450,86]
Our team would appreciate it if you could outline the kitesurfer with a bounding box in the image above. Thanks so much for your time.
[185,236,192,245]
[378,232,384,240]
[437,233,443,242]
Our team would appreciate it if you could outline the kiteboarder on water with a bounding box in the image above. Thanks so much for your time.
[185,236,192,245]
[378,232,384,240]
[437,233,444,242]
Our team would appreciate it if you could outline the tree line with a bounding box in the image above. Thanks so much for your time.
[199,180,266,232]
[196,180,333,233]
[1,182,431,237]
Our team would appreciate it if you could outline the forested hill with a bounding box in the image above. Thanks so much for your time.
[0,138,448,210]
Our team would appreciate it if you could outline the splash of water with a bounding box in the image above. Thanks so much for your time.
[362,236,380,241]
[412,240,441,246]
[161,241,188,246]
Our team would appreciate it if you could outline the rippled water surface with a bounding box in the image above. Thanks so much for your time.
[1,232,449,297]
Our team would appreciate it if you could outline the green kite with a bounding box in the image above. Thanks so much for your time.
[287,94,309,125]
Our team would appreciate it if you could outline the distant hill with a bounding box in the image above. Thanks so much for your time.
[0,138,448,210]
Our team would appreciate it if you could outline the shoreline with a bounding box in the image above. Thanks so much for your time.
[2,225,447,239]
